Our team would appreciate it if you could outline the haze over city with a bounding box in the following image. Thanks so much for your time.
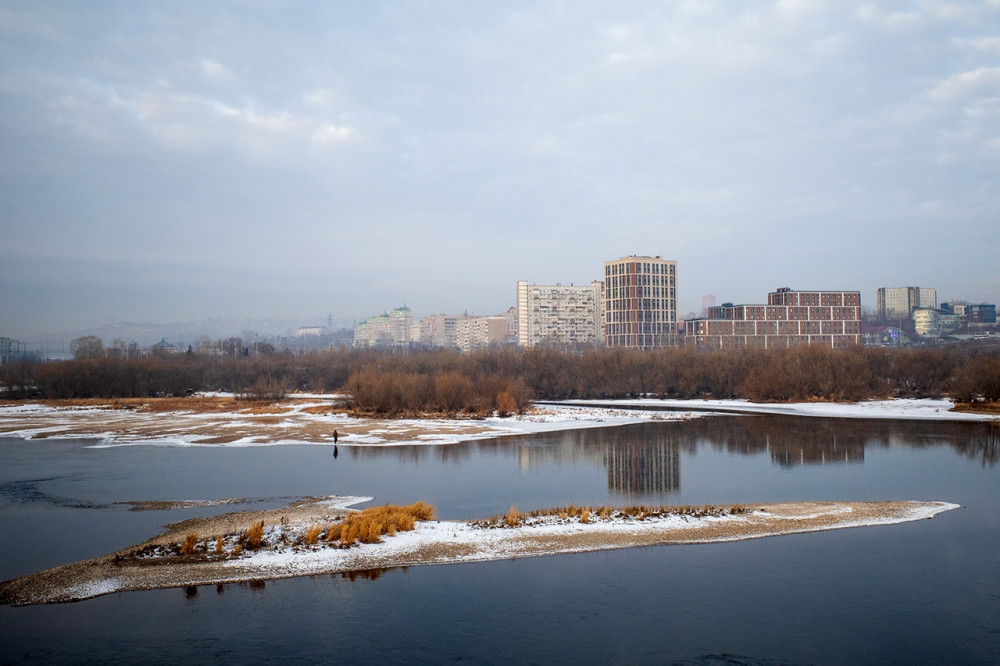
[2,1,998,340]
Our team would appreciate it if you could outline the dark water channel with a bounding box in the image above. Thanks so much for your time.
[1,414,998,664]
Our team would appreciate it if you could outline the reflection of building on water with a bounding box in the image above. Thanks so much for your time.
[604,436,680,498]
[769,441,864,467]
[510,424,682,497]
[763,427,865,467]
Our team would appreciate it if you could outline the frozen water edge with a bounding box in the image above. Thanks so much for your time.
[0,396,994,450]
[554,397,999,421]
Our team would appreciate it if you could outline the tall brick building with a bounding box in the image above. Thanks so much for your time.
[685,287,861,349]
[603,255,678,349]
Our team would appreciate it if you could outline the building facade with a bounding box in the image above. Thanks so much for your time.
[602,256,678,349]
[353,306,413,348]
[516,281,603,348]
[686,287,862,349]
[455,316,507,353]
[912,307,964,336]
[877,286,937,320]
[419,314,464,348]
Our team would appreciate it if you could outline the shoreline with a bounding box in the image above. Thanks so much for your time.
[0,498,958,607]
[0,396,996,449]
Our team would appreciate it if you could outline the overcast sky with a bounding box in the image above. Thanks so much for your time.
[2,1,998,338]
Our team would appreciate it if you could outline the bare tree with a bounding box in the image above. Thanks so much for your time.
[70,335,104,360]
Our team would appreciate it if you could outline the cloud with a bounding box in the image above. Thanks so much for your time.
[1,1,998,337]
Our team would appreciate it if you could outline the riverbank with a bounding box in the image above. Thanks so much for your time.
[0,498,958,606]
[0,395,996,448]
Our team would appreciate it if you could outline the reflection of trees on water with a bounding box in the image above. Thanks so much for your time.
[954,423,999,468]
[344,416,1000,471]
[705,417,867,468]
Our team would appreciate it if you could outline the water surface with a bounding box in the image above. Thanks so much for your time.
[1,415,997,664]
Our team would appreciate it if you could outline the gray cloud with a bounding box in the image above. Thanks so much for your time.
[1,1,998,338]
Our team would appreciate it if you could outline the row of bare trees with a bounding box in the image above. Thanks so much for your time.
[1,344,998,412]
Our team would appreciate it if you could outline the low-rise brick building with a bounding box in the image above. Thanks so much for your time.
[685,287,862,349]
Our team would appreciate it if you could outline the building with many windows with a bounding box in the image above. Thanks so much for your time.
[516,281,603,348]
[353,306,413,348]
[685,287,862,349]
[455,316,507,353]
[602,256,678,349]
[877,286,937,320]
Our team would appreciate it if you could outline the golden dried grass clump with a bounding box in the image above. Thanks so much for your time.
[325,502,436,547]
[304,525,323,546]
[181,532,199,556]
[242,520,266,550]
[505,506,521,527]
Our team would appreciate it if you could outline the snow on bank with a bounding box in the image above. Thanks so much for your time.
[553,398,999,422]
[0,500,960,606]
[0,397,994,450]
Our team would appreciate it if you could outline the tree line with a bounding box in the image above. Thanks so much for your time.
[1,344,998,414]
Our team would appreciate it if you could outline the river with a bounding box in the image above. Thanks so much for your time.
[1,414,998,664]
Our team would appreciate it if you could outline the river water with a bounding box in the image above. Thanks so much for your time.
[1,414,998,664]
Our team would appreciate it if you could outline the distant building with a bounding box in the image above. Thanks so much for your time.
[877,287,936,320]
[296,326,326,337]
[701,294,716,317]
[516,281,603,348]
[0,337,28,364]
[968,303,997,325]
[913,307,964,336]
[602,256,678,349]
[354,306,413,348]
[419,314,464,348]
[685,287,862,349]
[861,324,907,347]
[455,316,507,353]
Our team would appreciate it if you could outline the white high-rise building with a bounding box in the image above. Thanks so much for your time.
[877,287,937,320]
[353,307,413,348]
[603,256,678,349]
[516,281,603,347]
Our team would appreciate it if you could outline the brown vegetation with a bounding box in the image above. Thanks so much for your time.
[181,533,199,556]
[471,503,751,528]
[241,521,265,550]
[325,502,435,546]
[3,344,999,413]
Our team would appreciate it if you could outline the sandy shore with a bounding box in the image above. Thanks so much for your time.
[0,498,958,606]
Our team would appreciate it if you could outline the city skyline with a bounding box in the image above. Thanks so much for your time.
[2,2,998,339]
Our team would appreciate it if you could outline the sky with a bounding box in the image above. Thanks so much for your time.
[1,1,998,339]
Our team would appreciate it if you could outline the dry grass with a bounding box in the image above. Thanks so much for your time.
[471,503,752,528]
[952,401,1000,414]
[181,532,199,556]
[325,502,435,547]
[505,506,521,527]
[241,521,265,550]
[304,525,322,546]
[214,536,224,555]
[34,396,302,414]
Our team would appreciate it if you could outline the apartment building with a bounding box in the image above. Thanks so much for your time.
[877,286,937,320]
[353,306,413,348]
[602,256,678,349]
[686,287,862,349]
[455,316,507,353]
[516,280,603,347]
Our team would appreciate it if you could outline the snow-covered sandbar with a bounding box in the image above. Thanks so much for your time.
[0,497,958,606]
